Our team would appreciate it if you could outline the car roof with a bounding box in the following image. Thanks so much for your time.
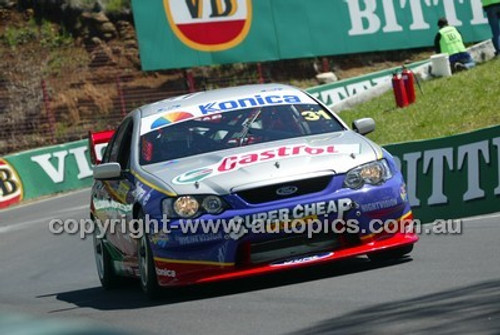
[139,83,302,119]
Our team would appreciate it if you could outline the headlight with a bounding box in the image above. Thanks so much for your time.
[202,196,224,214]
[162,195,227,219]
[343,159,393,189]
[173,196,199,218]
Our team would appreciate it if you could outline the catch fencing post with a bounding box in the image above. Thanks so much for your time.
[41,79,56,143]
[184,69,196,93]
[257,63,264,84]
[116,76,127,118]
[322,57,330,73]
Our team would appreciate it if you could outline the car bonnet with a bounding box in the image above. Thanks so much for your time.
[140,131,381,196]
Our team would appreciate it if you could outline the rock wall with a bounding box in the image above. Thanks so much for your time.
[8,0,132,38]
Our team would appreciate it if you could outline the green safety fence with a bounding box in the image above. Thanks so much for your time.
[131,0,492,70]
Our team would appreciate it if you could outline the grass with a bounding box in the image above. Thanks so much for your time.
[338,58,500,145]
[45,47,89,76]
[2,19,73,49]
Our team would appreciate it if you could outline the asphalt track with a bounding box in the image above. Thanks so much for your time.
[1,189,499,335]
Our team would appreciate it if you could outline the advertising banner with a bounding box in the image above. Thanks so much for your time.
[132,0,492,70]
[1,140,93,208]
[386,125,500,223]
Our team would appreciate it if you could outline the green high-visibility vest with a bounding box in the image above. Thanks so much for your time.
[439,26,466,56]
[482,0,500,7]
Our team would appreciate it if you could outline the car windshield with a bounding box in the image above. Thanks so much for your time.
[139,103,345,165]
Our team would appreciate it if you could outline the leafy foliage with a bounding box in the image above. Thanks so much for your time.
[2,19,73,48]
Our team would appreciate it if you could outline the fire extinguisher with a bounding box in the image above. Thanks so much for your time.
[402,66,416,104]
[392,72,409,108]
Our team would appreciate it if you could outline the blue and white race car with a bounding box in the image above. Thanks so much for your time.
[89,84,417,297]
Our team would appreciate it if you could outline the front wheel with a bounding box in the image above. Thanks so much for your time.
[93,232,119,289]
[138,214,160,298]
[368,244,414,262]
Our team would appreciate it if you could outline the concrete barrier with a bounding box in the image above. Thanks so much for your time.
[315,40,496,113]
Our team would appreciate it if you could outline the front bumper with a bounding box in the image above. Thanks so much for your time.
[154,227,417,287]
[149,172,418,287]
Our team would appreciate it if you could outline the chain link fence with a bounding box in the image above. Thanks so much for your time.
[0,52,291,156]
[0,16,426,156]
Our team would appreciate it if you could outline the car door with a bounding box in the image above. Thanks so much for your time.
[94,118,137,257]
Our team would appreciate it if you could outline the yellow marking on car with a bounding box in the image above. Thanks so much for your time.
[360,211,413,241]
[131,170,177,197]
[154,257,234,267]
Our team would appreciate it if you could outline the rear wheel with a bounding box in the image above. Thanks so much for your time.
[138,211,160,298]
[368,244,414,262]
[93,231,118,289]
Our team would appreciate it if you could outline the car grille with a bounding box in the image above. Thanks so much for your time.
[249,233,339,265]
[236,175,333,204]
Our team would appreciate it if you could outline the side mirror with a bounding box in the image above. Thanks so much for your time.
[93,163,122,180]
[352,118,375,135]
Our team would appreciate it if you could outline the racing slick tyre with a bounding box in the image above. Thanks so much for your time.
[138,210,160,298]
[93,229,119,290]
[368,244,414,262]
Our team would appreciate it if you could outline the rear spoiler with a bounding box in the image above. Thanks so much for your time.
[88,130,115,165]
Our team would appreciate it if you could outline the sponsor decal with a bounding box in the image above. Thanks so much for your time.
[174,167,215,184]
[227,198,353,240]
[151,111,194,130]
[139,91,315,135]
[164,0,252,52]
[260,87,284,93]
[152,232,169,248]
[237,199,352,226]
[133,182,152,206]
[271,252,333,267]
[158,104,181,113]
[199,94,302,115]
[360,198,399,212]
[156,267,176,278]
[0,159,23,209]
[116,181,131,204]
[175,232,224,246]
[133,182,146,201]
[173,143,361,184]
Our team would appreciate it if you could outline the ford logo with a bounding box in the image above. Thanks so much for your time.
[276,186,298,196]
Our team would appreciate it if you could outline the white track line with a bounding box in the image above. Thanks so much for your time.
[0,205,88,234]
[460,212,500,222]
[0,188,90,214]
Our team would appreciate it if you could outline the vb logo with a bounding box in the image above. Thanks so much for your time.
[0,159,23,209]
[164,0,252,51]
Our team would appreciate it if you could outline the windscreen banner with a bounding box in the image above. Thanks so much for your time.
[131,0,492,70]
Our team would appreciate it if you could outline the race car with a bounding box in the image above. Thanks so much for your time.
[89,84,418,297]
